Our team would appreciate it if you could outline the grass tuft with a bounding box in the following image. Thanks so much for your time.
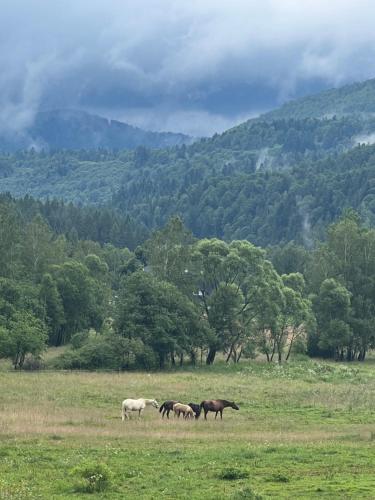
[70,461,113,493]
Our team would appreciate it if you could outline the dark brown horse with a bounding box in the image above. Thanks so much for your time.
[188,403,201,419]
[200,399,239,420]
[159,400,179,418]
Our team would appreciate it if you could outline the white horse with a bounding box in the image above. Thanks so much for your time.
[121,398,159,420]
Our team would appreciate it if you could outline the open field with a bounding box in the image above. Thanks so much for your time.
[0,360,374,499]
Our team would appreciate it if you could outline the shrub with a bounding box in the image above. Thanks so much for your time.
[71,462,113,493]
[219,467,249,480]
[270,473,289,483]
[54,337,117,370]
[22,355,44,371]
[54,333,157,371]
[70,331,90,349]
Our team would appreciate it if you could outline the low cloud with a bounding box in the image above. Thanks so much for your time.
[2,1,375,135]
[353,133,375,146]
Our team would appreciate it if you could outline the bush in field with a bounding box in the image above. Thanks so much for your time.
[219,467,249,480]
[71,462,113,493]
[22,355,45,371]
[53,336,116,370]
[53,332,155,370]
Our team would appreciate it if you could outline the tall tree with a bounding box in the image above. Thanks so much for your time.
[313,278,352,360]
[191,238,280,364]
[115,271,210,368]
[0,311,47,369]
[39,273,65,346]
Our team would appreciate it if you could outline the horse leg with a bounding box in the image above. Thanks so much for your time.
[166,409,170,419]
[220,410,223,420]
[215,411,218,419]
[139,409,143,418]
[204,410,208,420]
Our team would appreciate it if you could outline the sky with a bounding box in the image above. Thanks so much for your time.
[2,0,375,136]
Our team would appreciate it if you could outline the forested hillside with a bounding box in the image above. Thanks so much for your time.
[2,79,375,247]
[113,142,375,246]
[2,139,375,246]
[264,77,375,120]
[0,109,192,152]
[0,193,147,249]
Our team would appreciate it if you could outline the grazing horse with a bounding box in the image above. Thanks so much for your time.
[173,403,196,419]
[200,399,239,420]
[159,400,179,419]
[121,398,159,420]
[188,402,201,419]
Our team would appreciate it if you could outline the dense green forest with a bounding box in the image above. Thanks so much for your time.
[2,117,375,246]
[1,79,375,370]
[113,141,375,246]
[2,79,375,248]
[0,194,373,369]
[0,193,148,250]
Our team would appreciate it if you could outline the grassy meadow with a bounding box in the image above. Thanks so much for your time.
[0,359,374,499]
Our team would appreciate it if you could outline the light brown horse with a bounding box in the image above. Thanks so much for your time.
[173,403,196,419]
[200,399,239,420]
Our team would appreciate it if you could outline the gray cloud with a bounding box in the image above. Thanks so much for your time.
[2,0,375,136]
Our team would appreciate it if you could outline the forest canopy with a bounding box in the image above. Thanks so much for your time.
[0,195,373,369]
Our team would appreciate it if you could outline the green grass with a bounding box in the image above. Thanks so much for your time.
[0,359,374,498]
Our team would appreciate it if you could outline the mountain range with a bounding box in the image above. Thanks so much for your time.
[2,77,375,246]
[0,109,193,151]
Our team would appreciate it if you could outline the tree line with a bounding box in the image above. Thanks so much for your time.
[0,195,373,369]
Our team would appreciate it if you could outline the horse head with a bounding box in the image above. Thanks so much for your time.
[230,401,239,410]
[152,399,159,408]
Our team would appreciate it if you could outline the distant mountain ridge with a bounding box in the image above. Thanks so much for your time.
[3,77,375,246]
[262,78,375,121]
[0,109,194,151]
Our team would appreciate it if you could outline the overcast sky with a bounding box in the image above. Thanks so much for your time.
[2,0,375,136]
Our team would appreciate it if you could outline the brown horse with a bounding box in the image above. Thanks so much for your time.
[200,399,239,420]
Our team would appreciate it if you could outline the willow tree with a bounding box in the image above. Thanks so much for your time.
[192,238,281,364]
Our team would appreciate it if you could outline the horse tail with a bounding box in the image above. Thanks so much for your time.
[159,403,165,413]
[200,401,205,410]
